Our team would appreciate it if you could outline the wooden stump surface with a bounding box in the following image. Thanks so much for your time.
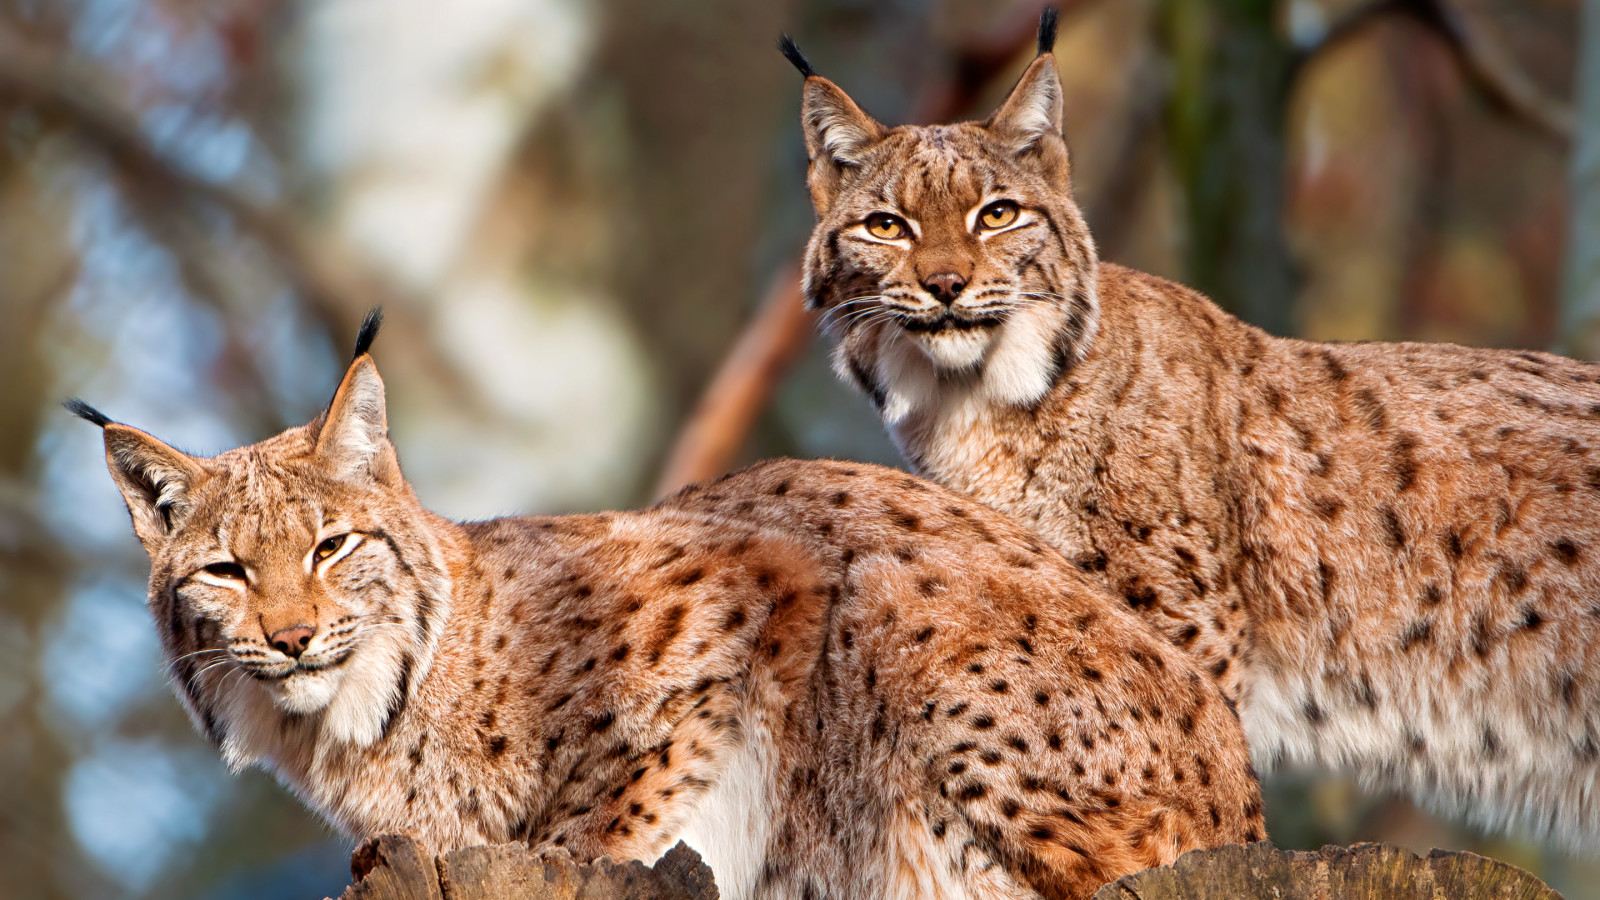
[331,834,718,900]
[1094,841,1563,900]
[331,836,1562,899]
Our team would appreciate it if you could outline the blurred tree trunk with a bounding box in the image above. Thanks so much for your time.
[0,105,104,900]
[1159,0,1298,338]
[1563,0,1600,359]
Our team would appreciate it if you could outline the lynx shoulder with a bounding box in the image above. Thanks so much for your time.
[74,314,1260,900]
[788,11,1600,848]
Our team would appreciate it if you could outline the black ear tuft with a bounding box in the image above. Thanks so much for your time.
[352,307,384,360]
[63,398,112,428]
[1037,7,1059,56]
[778,34,816,79]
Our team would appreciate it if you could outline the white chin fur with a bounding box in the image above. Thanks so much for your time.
[320,632,410,747]
[913,327,993,371]
[876,304,1061,423]
[878,332,941,425]
[215,630,412,771]
[272,669,343,714]
[976,302,1060,407]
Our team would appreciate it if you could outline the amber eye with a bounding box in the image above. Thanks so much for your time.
[314,534,348,562]
[202,561,246,581]
[978,201,1019,231]
[865,213,908,241]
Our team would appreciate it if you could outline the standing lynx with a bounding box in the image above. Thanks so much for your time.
[72,315,1261,900]
[788,12,1600,847]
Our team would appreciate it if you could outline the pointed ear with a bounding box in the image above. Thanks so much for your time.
[801,77,885,210]
[103,424,208,549]
[802,77,883,165]
[315,356,396,483]
[988,54,1065,152]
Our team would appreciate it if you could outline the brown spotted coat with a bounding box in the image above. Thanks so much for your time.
[87,350,1261,900]
[794,26,1600,847]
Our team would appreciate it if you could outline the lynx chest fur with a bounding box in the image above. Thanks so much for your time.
[788,13,1600,848]
[77,317,1261,900]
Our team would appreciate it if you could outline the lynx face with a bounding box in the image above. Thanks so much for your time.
[85,338,452,758]
[797,51,1098,420]
[159,456,421,717]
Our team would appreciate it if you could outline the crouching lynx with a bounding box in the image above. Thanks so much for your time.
[72,314,1261,899]
[787,11,1600,848]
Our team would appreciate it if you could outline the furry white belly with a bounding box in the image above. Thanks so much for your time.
[1241,660,1600,850]
[667,735,773,900]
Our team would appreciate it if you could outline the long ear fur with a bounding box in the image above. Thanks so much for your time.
[989,50,1064,153]
[316,356,395,483]
[801,78,883,167]
[102,424,209,549]
[801,78,886,212]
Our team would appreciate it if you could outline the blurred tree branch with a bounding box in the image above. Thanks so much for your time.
[0,22,488,415]
[0,26,355,320]
[653,263,810,497]
[1294,0,1574,141]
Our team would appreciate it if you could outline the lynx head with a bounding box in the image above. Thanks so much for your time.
[785,9,1098,422]
[69,311,452,764]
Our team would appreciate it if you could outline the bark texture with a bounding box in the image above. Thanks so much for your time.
[1094,841,1562,900]
[332,836,1562,899]
[331,834,718,900]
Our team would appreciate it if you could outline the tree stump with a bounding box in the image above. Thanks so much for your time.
[331,837,1563,899]
[329,834,718,900]
[1094,842,1563,900]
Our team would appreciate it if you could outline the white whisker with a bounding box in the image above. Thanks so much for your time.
[844,310,903,333]
[349,622,410,637]
[193,658,234,678]
[171,647,227,664]
[841,307,893,326]
[831,309,890,333]
[188,658,236,691]
[819,298,886,328]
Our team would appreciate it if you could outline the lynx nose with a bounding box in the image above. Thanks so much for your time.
[922,272,967,305]
[268,625,316,658]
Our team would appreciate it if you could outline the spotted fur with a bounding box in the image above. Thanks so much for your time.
[792,14,1600,849]
[82,345,1261,899]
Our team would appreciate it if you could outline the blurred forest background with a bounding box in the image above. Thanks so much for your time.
[1,0,1596,897]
